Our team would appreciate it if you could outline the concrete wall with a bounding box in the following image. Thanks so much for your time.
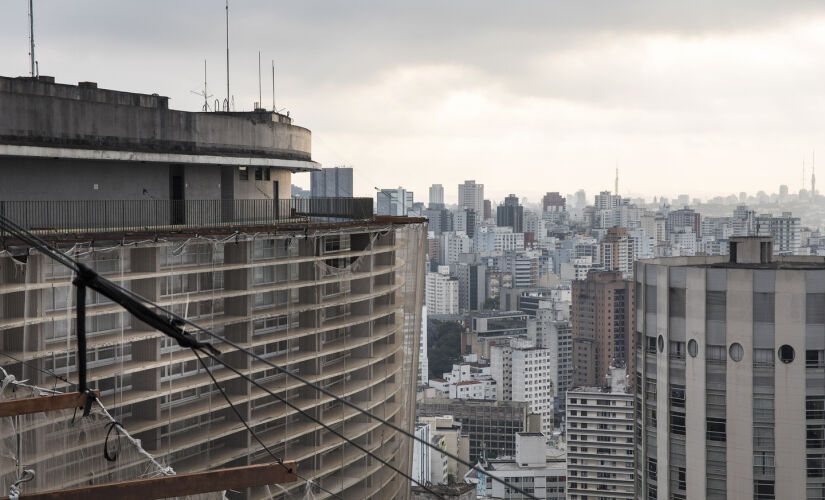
[0,157,294,202]
[0,157,170,200]
[0,76,311,160]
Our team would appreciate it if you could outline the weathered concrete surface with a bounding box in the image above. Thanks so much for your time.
[0,76,311,161]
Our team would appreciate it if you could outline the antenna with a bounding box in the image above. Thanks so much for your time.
[258,51,262,110]
[225,0,230,111]
[271,60,275,112]
[28,0,35,77]
[190,60,213,111]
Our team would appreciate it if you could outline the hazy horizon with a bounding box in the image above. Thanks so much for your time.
[4,1,825,203]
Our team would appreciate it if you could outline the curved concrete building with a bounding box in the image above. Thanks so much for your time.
[0,76,426,499]
[634,237,825,500]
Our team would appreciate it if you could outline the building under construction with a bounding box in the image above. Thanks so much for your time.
[0,75,427,499]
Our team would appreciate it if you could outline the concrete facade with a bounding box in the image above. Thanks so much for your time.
[635,237,825,500]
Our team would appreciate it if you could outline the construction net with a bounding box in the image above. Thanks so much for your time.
[0,221,426,499]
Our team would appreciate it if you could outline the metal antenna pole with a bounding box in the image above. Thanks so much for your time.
[28,0,35,77]
[258,51,261,109]
[272,60,275,112]
[225,0,230,110]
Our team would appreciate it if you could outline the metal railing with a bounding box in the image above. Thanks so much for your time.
[0,198,374,235]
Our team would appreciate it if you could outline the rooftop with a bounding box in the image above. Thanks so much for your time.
[0,75,316,168]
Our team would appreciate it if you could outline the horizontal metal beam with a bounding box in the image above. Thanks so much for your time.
[7,462,297,500]
[0,390,99,417]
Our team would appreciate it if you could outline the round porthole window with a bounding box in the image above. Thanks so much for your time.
[778,344,795,364]
[729,342,744,362]
[657,335,664,353]
[688,339,698,358]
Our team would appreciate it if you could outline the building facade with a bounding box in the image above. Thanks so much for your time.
[566,367,635,499]
[571,271,635,388]
[458,180,485,217]
[635,237,825,499]
[0,75,426,499]
[310,166,353,197]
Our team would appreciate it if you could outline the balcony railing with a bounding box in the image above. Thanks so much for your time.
[0,198,374,236]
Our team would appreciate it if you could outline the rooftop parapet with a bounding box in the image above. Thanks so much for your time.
[0,75,311,161]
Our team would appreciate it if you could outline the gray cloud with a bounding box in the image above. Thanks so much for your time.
[3,1,825,201]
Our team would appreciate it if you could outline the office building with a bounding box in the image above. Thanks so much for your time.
[376,186,414,216]
[417,396,535,462]
[429,184,445,208]
[497,194,524,234]
[635,237,825,499]
[0,76,426,499]
[566,367,635,499]
[458,180,484,216]
[571,271,635,388]
[310,166,353,197]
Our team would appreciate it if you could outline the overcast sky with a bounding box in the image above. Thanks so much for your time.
[3,1,825,204]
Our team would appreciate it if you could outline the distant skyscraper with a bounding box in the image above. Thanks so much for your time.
[429,184,445,208]
[458,180,484,216]
[635,237,825,499]
[483,199,492,220]
[310,166,353,197]
[542,192,566,213]
[496,194,524,233]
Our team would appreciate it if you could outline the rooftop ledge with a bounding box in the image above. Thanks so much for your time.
[0,144,321,172]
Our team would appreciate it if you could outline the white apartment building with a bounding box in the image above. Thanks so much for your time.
[512,345,555,435]
[458,180,485,216]
[756,212,802,254]
[669,228,697,256]
[474,433,567,499]
[442,231,473,266]
[475,226,525,255]
[426,266,460,315]
[561,256,594,282]
[531,305,572,410]
[412,423,432,486]
[418,415,470,482]
[566,367,635,500]
[420,305,429,385]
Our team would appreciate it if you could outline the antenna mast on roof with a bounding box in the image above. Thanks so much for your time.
[190,60,213,111]
[224,0,230,111]
[257,51,262,109]
[272,60,276,112]
[28,0,35,77]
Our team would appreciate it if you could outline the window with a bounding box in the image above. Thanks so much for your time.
[658,335,664,353]
[707,417,726,442]
[729,343,744,362]
[688,339,698,358]
[264,168,271,180]
[806,349,825,368]
[255,167,263,180]
[706,345,726,361]
[239,166,249,180]
[778,345,795,364]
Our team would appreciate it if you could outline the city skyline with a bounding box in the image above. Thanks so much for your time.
[4,1,825,201]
